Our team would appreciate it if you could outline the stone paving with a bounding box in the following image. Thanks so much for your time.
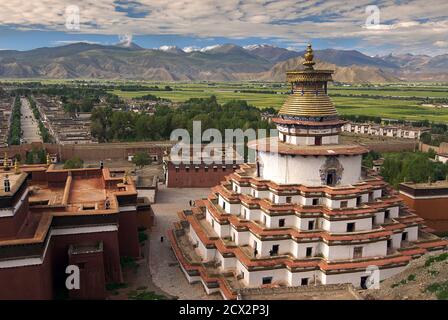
[20,97,42,143]
[149,185,222,300]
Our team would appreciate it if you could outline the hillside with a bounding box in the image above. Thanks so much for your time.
[362,252,448,300]
[0,42,446,82]
[244,57,400,83]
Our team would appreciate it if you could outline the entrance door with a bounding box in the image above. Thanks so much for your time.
[360,276,368,289]
[326,170,336,186]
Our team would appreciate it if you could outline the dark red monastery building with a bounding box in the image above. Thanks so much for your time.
[0,160,149,299]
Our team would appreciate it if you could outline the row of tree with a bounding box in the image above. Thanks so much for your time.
[363,151,448,189]
[9,96,21,145]
[90,96,274,143]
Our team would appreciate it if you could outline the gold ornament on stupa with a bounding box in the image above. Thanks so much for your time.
[123,170,128,185]
[3,152,9,170]
[302,43,316,69]
[14,158,20,174]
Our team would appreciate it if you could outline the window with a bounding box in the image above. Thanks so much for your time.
[286,196,292,203]
[356,196,362,206]
[211,220,214,228]
[308,220,314,230]
[340,201,348,208]
[222,202,226,210]
[262,277,272,285]
[312,198,319,206]
[402,232,408,241]
[205,167,209,172]
[387,239,392,248]
[353,246,363,259]
[175,166,179,172]
[306,247,313,257]
[347,222,355,232]
[262,215,266,224]
[384,210,390,220]
[185,167,190,172]
[243,209,247,219]
[372,216,376,225]
[279,219,285,227]
[315,136,322,146]
[282,134,286,142]
[301,278,309,286]
[271,245,279,256]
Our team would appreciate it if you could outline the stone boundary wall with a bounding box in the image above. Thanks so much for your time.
[238,283,362,300]
[0,141,176,162]
[420,142,448,154]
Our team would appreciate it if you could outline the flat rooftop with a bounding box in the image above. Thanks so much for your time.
[400,180,448,190]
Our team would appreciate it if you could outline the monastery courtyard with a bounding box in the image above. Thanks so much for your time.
[149,185,222,300]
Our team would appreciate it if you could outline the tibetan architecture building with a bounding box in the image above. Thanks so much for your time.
[169,44,448,300]
[0,158,148,299]
[399,180,448,234]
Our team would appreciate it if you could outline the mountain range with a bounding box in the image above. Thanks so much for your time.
[0,42,447,83]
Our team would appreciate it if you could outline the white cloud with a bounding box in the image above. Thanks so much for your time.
[434,40,448,48]
[0,0,447,54]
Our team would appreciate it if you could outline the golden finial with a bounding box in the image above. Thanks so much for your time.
[3,152,9,170]
[123,170,128,185]
[46,153,51,166]
[14,158,20,174]
[303,43,315,69]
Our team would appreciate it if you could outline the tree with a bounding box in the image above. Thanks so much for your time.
[63,157,84,169]
[132,152,151,169]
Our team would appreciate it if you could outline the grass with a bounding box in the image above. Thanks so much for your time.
[424,253,448,267]
[120,256,139,270]
[138,231,148,243]
[426,281,448,300]
[106,282,128,291]
[128,290,167,300]
[109,82,448,123]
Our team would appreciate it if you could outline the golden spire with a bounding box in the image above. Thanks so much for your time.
[303,43,315,69]
[14,158,20,174]
[46,153,51,166]
[3,152,9,170]
[123,170,128,185]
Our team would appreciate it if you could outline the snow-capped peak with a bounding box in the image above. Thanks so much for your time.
[200,44,223,52]
[243,44,274,51]
[159,45,178,51]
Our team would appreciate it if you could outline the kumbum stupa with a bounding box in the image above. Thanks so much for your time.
[168,44,448,300]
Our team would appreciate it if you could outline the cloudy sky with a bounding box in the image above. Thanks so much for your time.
[0,0,447,56]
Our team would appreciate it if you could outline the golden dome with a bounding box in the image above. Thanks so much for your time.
[278,92,337,117]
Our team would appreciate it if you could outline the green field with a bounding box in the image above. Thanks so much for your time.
[3,78,448,122]
[109,82,448,122]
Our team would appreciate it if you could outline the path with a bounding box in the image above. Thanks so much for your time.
[149,185,222,299]
[20,97,42,143]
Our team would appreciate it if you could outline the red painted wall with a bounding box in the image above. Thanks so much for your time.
[166,163,237,188]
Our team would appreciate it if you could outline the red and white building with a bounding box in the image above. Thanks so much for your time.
[169,45,447,300]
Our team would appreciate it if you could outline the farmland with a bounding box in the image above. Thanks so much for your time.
[109,82,448,123]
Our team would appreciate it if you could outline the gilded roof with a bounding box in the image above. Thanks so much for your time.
[279,43,337,118]
[278,92,337,117]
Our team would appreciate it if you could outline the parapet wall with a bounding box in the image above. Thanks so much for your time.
[0,141,175,162]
